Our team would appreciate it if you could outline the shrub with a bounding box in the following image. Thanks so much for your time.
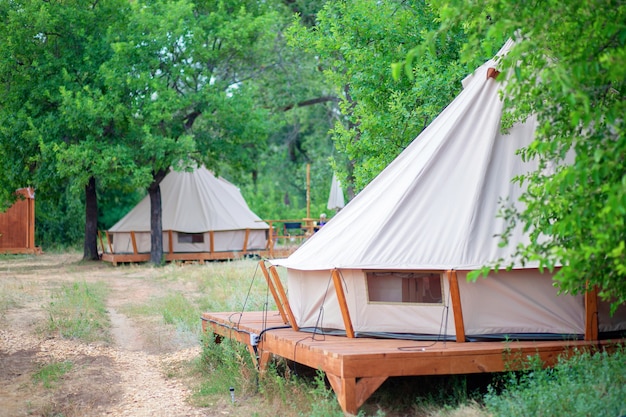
[484,346,626,417]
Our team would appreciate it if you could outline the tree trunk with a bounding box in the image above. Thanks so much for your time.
[148,169,168,265]
[83,176,99,260]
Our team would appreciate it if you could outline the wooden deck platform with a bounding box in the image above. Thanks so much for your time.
[100,247,295,265]
[202,310,624,416]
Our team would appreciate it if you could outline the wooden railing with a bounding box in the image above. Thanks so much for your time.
[262,218,320,257]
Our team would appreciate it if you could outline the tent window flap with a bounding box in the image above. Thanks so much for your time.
[178,233,204,244]
[366,271,443,305]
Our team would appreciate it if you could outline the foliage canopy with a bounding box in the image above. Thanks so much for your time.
[286,0,469,193]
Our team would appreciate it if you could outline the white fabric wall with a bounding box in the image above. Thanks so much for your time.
[350,269,454,335]
[598,300,626,333]
[458,270,585,336]
[288,269,455,336]
[170,230,267,252]
[109,232,152,253]
[287,268,605,337]
[288,269,345,330]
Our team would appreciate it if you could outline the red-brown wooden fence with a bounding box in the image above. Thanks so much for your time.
[0,188,39,254]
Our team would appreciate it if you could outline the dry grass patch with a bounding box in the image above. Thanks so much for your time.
[43,281,110,343]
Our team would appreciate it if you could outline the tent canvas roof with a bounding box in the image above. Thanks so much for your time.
[109,166,269,233]
[276,40,541,271]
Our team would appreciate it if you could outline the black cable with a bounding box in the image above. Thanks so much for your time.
[258,325,292,339]
[201,317,253,337]
[310,271,334,341]
[237,260,261,328]
[288,271,336,376]
[227,311,243,324]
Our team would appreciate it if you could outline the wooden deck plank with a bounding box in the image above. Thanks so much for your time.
[201,310,624,416]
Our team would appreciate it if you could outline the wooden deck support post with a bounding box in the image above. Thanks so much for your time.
[266,221,275,258]
[209,231,215,253]
[130,231,138,255]
[326,374,387,416]
[97,231,105,255]
[257,350,272,373]
[242,229,250,253]
[447,270,466,343]
[244,344,268,371]
[167,230,174,254]
[259,261,289,324]
[268,265,299,331]
[585,284,599,341]
[105,231,113,254]
[332,269,355,338]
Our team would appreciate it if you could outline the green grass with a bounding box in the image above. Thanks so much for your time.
[194,332,256,398]
[160,292,201,332]
[0,281,37,320]
[120,291,203,349]
[22,256,624,417]
[193,331,346,417]
[154,259,278,312]
[0,281,19,318]
[120,259,278,346]
[32,361,73,389]
[484,346,626,417]
[0,253,33,261]
[44,281,110,342]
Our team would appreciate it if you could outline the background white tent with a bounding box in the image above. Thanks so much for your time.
[327,172,345,211]
[274,40,626,340]
[107,166,269,254]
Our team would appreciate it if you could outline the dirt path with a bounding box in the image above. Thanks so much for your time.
[0,253,218,417]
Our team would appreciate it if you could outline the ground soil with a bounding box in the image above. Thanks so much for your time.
[0,252,231,417]
[0,253,497,417]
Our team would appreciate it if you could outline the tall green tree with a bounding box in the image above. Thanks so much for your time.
[424,0,626,308]
[286,0,468,194]
[0,0,340,255]
[240,3,339,220]
[103,0,281,264]
[0,0,136,259]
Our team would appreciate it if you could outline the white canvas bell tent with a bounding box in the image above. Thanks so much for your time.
[272,40,626,341]
[327,172,345,211]
[106,166,269,256]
